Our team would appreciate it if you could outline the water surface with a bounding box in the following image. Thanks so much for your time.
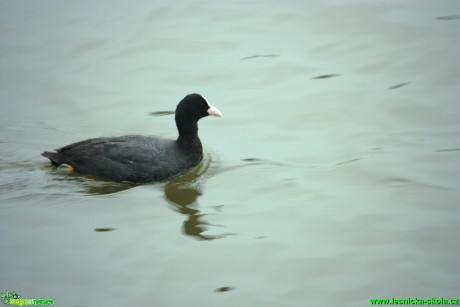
[1,1,460,306]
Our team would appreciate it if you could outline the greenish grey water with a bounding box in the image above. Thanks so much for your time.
[1,1,460,306]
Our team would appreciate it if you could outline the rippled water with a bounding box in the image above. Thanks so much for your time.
[1,1,460,306]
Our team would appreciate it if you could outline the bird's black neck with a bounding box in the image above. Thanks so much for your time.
[176,119,202,151]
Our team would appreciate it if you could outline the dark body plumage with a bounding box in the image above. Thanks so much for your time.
[42,93,222,183]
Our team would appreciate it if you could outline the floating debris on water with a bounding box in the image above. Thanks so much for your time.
[241,54,280,60]
[148,111,175,116]
[389,82,411,89]
[94,228,117,232]
[336,158,363,165]
[436,14,460,20]
[435,148,460,152]
[312,74,341,79]
[214,287,235,292]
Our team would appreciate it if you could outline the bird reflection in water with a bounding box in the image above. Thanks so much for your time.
[50,154,227,240]
[164,155,228,241]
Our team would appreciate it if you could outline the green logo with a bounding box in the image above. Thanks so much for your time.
[1,291,54,306]
[1,291,17,304]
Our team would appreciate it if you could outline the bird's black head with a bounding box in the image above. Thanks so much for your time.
[176,93,222,122]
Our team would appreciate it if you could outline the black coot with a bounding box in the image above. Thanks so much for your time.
[42,93,222,183]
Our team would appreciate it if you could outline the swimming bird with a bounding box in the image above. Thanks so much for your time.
[42,93,222,183]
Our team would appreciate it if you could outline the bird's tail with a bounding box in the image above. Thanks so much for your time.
[41,151,62,166]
